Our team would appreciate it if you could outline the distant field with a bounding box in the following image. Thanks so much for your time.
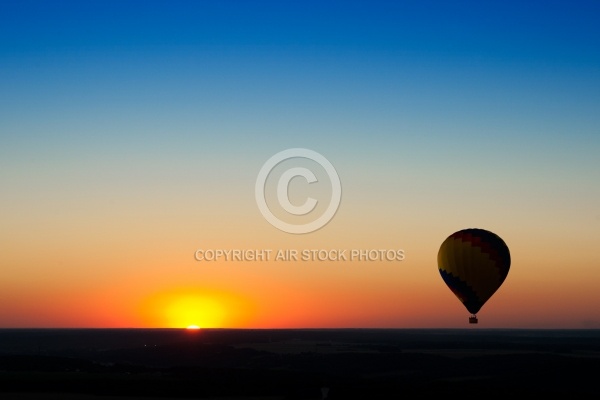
[1,329,599,398]
[0,395,284,400]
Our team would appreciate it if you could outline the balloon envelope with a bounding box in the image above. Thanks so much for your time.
[437,228,511,315]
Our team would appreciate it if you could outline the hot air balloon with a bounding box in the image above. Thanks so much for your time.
[437,228,511,324]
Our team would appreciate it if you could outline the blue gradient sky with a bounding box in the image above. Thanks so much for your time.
[1,1,599,328]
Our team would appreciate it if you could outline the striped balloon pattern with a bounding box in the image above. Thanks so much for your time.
[438,228,511,316]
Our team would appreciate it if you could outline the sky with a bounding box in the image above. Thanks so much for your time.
[1,0,599,329]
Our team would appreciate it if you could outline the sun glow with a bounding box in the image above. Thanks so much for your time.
[139,287,255,328]
[165,295,224,328]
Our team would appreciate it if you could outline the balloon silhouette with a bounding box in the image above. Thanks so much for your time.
[437,228,511,324]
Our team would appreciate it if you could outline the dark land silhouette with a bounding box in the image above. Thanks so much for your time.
[1,328,599,399]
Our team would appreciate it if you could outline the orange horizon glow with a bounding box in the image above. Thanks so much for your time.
[2,250,600,330]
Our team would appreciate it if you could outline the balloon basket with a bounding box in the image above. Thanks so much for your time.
[469,315,478,324]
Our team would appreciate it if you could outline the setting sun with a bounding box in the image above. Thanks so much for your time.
[139,287,255,328]
[164,294,223,328]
